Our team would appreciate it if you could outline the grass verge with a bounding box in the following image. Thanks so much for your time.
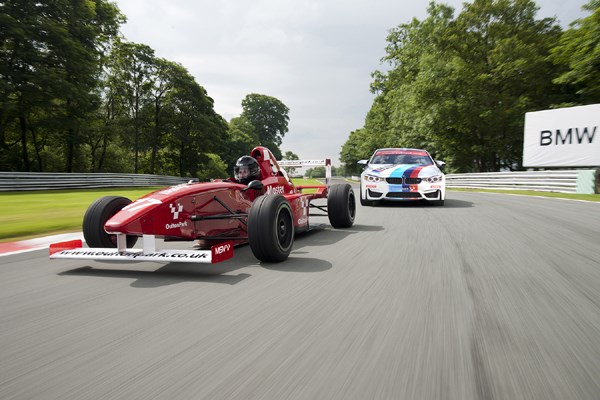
[0,187,162,242]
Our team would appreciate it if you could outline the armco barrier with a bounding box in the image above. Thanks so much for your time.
[445,169,598,194]
[1,170,598,194]
[0,172,194,191]
[351,169,598,194]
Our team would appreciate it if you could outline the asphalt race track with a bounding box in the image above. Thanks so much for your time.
[1,186,599,400]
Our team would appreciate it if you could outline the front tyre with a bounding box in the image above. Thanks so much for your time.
[431,190,445,206]
[248,195,294,263]
[327,184,356,228]
[83,196,138,248]
[359,184,374,206]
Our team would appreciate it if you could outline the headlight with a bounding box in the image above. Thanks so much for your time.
[363,174,385,183]
[422,175,444,183]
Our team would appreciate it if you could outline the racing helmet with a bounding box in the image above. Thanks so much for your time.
[234,156,260,183]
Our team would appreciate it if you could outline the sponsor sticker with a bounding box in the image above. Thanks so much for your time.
[165,221,188,230]
[266,185,285,195]
[211,241,234,263]
[295,197,309,225]
[375,149,428,156]
[169,203,183,219]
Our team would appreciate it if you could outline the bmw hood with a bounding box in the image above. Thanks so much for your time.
[363,164,442,179]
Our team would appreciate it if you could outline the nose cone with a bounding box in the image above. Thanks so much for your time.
[104,198,163,234]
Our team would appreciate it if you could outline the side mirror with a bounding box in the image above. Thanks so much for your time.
[357,160,368,166]
[435,160,446,169]
[244,180,264,191]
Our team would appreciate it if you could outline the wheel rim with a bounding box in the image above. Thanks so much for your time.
[276,206,293,250]
[348,192,356,219]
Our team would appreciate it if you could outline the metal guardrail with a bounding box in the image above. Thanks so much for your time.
[352,169,598,194]
[2,170,598,194]
[0,172,194,191]
[445,169,598,194]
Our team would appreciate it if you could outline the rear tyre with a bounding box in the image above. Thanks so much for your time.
[327,184,356,228]
[83,196,138,248]
[248,195,294,263]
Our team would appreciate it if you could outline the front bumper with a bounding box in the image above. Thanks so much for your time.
[362,183,445,201]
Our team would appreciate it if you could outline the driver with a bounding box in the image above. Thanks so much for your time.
[233,155,261,184]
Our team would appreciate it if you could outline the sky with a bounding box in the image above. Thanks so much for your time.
[113,0,590,166]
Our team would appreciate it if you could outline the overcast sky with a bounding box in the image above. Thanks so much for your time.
[113,0,589,165]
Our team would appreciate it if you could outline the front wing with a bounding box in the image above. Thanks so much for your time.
[49,237,234,264]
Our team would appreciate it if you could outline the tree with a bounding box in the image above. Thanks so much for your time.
[105,40,155,173]
[342,0,562,173]
[0,0,123,171]
[306,166,326,178]
[550,0,600,104]
[280,150,299,175]
[240,93,289,159]
[222,115,259,171]
[340,128,372,175]
[163,67,228,178]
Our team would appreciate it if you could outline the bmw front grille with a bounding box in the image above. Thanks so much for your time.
[386,177,422,184]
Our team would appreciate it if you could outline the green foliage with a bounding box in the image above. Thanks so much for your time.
[340,128,373,175]
[196,153,228,181]
[240,93,289,159]
[550,0,600,104]
[0,2,232,179]
[222,116,260,171]
[0,0,123,172]
[305,166,326,178]
[281,150,299,175]
[341,0,573,173]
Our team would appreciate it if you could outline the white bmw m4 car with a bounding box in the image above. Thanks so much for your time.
[358,148,446,206]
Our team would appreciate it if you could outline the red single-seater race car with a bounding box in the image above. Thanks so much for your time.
[49,147,356,264]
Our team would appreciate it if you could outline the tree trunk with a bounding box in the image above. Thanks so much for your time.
[66,127,75,173]
[99,129,109,171]
[150,101,160,174]
[30,126,43,172]
[19,115,30,171]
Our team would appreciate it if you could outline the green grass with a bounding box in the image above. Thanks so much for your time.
[449,188,600,202]
[291,178,324,186]
[0,187,163,242]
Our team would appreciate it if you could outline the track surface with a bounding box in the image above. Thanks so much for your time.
[1,188,600,400]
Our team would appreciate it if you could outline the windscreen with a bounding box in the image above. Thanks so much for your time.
[370,149,433,165]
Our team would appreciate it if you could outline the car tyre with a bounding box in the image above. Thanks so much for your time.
[83,196,138,248]
[327,184,356,228]
[248,195,294,263]
[359,184,374,206]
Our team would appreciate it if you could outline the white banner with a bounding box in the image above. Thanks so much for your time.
[523,104,600,167]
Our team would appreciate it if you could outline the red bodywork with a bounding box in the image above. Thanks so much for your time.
[103,147,327,244]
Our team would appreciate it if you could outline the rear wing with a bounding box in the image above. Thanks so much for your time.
[277,159,332,186]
